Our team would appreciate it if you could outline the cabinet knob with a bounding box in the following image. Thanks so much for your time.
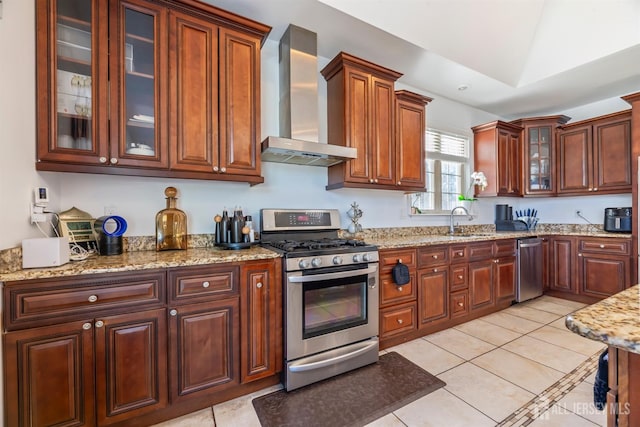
[458,275,463,280]
[397,318,403,324]
[369,179,374,183]
[397,181,401,185]
[220,167,226,173]
[213,166,219,172]
[256,282,263,288]
[170,309,178,316]
[433,268,438,273]
[398,258,403,263]
[397,286,403,292]
[202,281,210,288]
[493,259,499,263]
[374,179,378,183]
[95,320,104,328]
[110,158,118,164]
[88,295,98,303]
[457,251,463,256]
[578,253,583,257]
[82,322,92,330]
[457,302,464,307]
[99,157,107,164]
[432,255,438,259]
[599,244,605,248]
[594,187,598,191]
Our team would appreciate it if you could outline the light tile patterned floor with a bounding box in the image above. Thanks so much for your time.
[153,295,607,427]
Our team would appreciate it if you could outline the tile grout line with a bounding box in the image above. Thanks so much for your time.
[495,349,601,426]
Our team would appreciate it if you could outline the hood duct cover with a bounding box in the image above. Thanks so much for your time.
[261,25,356,167]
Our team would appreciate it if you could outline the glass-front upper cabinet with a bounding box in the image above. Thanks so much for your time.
[511,116,570,196]
[109,0,167,168]
[36,0,108,163]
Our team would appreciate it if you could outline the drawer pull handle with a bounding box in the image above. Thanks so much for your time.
[88,295,98,303]
[432,255,438,259]
[82,323,92,330]
[397,319,403,324]
[457,252,463,256]
[170,309,178,316]
[256,282,263,288]
[95,320,104,328]
[397,286,403,292]
[458,275,463,279]
[202,281,210,288]
[398,258,403,263]
[457,302,464,307]
[599,244,605,248]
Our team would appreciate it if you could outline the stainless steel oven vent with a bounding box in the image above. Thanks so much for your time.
[261,25,357,167]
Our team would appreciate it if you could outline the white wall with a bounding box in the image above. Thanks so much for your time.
[0,3,634,252]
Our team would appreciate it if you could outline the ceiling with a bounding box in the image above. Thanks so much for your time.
[207,0,640,118]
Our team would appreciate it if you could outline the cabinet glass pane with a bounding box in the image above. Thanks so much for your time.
[56,0,93,150]
[124,8,156,157]
[528,126,552,191]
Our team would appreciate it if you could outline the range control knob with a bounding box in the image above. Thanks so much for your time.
[299,259,311,269]
[332,256,343,265]
[353,254,362,263]
[363,253,372,262]
[311,258,322,267]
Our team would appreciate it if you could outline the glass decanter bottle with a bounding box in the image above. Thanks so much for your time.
[156,186,187,251]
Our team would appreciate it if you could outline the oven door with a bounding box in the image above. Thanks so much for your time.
[285,264,379,361]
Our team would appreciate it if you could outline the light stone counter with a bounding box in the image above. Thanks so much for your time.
[566,285,640,354]
[0,246,281,282]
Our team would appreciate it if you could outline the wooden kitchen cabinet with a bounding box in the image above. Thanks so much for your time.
[549,236,577,294]
[468,239,516,311]
[511,115,570,195]
[323,53,430,191]
[240,260,282,383]
[378,248,418,342]
[577,237,630,299]
[417,245,450,329]
[557,110,632,195]
[472,120,523,197]
[36,0,269,184]
[167,265,240,402]
[2,270,168,427]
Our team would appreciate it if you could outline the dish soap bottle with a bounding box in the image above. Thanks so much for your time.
[156,186,187,251]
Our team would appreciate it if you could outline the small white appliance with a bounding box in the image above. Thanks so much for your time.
[22,237,70,268]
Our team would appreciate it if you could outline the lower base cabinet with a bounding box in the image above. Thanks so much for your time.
[608,346,640,427]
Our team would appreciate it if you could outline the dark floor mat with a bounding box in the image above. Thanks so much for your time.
[252,351,446,427]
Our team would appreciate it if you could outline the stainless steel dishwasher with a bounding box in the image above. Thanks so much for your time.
[516,237,543,302]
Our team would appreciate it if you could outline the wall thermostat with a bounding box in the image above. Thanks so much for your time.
[34,187,49,206]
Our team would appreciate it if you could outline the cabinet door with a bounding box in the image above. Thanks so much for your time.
[109,0,168,169]
[593,116,632,192]
[468,260,494,311]
[169,9,219,173]
[395,94,426,190]
[36,0,109,164]
[168,298,240,403]
[240,260,281,383]
[4,320,95,427]
[218,27,262,177]
[525,125,554,194]
[95,308,167,425]
[578,254,628,298]
[495,256,517,301]
[549,237,577,293]
[371,76,396,186]
[497,128,521,195]
[343,67,372,184]
[557,125,592,193]
[417,267,449,327]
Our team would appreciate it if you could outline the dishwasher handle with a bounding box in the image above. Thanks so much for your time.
[518,238,542,249]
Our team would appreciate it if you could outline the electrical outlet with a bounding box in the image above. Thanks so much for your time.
[104,205,118,215]
[30,204,46,223]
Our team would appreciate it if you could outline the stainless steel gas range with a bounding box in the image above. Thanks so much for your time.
[260,209,380,391]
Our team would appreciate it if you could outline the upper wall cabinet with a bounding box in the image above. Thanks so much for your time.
[511,115,570,196]
[472,121,523,197]
[557,110,632,195]
[36,0,270,184]
[321,52,431,191]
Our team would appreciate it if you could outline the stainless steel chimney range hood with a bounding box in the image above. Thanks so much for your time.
[261,25,357,167]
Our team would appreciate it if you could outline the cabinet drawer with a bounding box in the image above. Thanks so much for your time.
[449,245,468,263]
[168,265,239,304]
[494,240,516,257]
[450,291,469,318]
[380,272,416,307]
[468,242,493,260]
[380,249,417,272]
[418,246,449,267]
[578,238,630,255]
[450,265,468,291]
[5,271,166,330]
[380,302,417,338]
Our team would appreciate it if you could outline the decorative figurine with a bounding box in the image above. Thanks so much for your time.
[347,202,363,234]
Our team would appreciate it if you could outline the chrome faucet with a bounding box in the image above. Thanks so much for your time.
[449,206,470,235]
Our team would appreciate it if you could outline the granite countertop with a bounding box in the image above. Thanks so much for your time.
[0,246,281,282]
[565,285,640,354]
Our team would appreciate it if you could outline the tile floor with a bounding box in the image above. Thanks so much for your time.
[153,295,608,427]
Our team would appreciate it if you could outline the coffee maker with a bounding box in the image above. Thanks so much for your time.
[495,204,528,231]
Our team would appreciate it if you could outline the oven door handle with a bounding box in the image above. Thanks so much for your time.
[288,339,379,373]
[288,265,378,283]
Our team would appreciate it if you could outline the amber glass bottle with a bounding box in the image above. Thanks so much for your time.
[156,186,187,251]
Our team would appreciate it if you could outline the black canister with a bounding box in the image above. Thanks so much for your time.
[97,234,123,255]
[495,204,509,221]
